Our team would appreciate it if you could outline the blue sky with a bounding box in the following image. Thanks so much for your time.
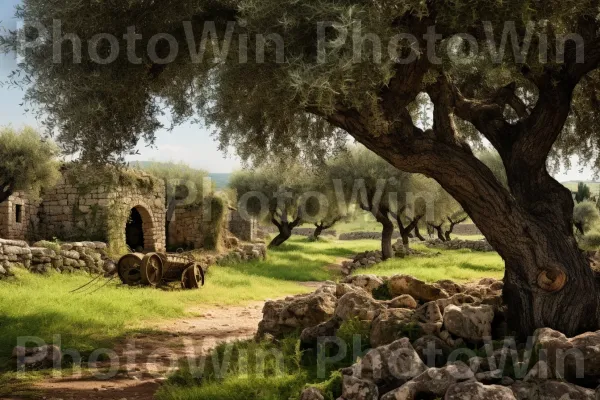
[0,1,592,179]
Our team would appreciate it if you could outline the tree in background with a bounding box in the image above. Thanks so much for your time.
[0,126,60,204]
[573,201,600,235]
[422,181,468,242]
[9,0,600,335]
[575,183,592,204]
[327,147,416,259]
[230,164,312,247]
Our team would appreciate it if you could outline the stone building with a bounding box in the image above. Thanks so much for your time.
[0,167,258,254]
[0,168,166,254]
[0,192,39,241]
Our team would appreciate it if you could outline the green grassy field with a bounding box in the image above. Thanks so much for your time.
[359,244,504,282]
[0,236,506,399]
[0,237,378,370]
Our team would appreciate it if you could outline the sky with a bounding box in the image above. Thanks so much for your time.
[0,0,593,180]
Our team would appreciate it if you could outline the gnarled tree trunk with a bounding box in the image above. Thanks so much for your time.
[376,212,394,260]
[413,225,426,241]
[268,210,302,248]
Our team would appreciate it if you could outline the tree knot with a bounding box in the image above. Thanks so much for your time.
[537,268,567,293]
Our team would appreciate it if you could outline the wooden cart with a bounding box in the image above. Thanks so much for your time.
[117,252,205,289]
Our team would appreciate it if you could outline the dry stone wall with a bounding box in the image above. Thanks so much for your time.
[0,239,115,279]
[426,238,494,252]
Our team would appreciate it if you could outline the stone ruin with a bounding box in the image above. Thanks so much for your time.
[0,169,257,258]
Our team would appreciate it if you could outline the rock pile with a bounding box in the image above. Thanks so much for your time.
[214,243,267,265]
[341,240,425,275]
[341,251,384,275]
[259,274,600,400]
[0,239,114,278]
[426,238,494,252]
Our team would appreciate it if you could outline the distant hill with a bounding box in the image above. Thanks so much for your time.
[209,173,231,189]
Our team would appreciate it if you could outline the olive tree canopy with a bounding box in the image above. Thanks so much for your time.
[0,126,60,203]
[4,0,600,335]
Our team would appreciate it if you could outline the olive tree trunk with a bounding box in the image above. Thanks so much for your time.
[268,214,301,248]
[413,225,426,241]
[375,211,394,260]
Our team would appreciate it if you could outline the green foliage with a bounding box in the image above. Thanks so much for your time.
[575,182,592,203]
[0,126,60,200]
[336,317,371,353]
[62,162,159,195]
[327,146,416,218]
[579,231,600,250]
[203,196,227,250]
[573,201,599,234]
[133,161,210,204]
[372,283,393,300]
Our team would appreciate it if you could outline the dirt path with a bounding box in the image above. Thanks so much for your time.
[3,276,340,400]
[7,301,278,400]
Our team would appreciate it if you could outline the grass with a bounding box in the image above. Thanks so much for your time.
[0,235,507,400]
[227,236,379,282]
[358,244,504,282]
[0,264,309,370]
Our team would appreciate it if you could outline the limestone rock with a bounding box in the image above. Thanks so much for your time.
[388,275,449,302]
[533,328,600,384]
[341,376,379,400]
[354,338,427,386]
[335,292,386,322]
[443,304,494,342]
[300,387,325,400]
[388,295,417,309]
[412,335,452,368]
[300,317,342,344]
[336,283,372,299]
[381,362,474,400]
[280,292,337,329]
[445,381,517,400]
[370,309,415,348]
[343,275,385,293]
[510,380,595,400]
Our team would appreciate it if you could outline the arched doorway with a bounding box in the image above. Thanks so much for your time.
[125,206,154,252]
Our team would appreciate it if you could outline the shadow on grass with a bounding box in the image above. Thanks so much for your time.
[0,311,119,372]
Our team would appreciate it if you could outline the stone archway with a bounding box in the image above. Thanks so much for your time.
[125,205,156,252]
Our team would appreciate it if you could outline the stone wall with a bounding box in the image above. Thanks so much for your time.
[228,209,258,242]
[339,231,401,240]
[168,203,205,249]
[0,239,115,279]
[426,238,494,252]
[35,175,166,253]
[0,192,39,241]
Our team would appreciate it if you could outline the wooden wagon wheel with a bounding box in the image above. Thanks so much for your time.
[141,253,164,287]
[117,253,144,286]
[181,263,205,289]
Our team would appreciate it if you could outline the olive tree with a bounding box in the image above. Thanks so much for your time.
[6,0,600,335]
[230,164,312,247]
[327,146,416,259]
[573,201,600,235]
[0,126,60,203]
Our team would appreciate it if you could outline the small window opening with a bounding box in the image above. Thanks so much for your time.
[15,204,23,224]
